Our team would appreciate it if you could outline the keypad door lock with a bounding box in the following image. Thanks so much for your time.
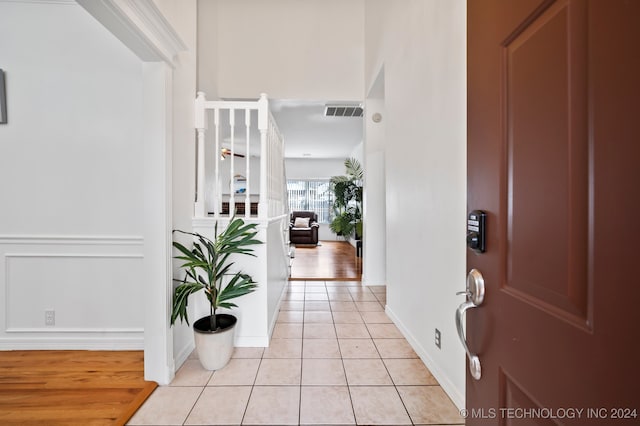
[467,210,486,253]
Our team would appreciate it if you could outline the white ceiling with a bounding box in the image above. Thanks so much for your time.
[270,99,363,159]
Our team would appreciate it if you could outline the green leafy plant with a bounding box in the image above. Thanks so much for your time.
[170,218,262,332]
[330,157,363,239]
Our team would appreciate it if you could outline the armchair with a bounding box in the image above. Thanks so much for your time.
[289,211,319,245]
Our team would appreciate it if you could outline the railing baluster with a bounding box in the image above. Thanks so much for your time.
[273,124,278,212]
[229,108,235,217]
[196,93,286,222]
[245,108,251,218]
[214,107,220,219]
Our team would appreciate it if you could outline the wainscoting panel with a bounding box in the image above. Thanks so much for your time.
[0,235,144,350]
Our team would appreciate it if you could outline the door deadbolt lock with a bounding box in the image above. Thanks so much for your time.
[467,210,486,253]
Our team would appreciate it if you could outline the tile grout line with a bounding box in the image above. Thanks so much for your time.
[332,284,359,426]
[181,381,209,426]
[298,280,308,426]
[239,343,265,425]
[379,344,416,426]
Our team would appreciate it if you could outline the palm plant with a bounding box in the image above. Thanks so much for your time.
[170,218,262,332]
[330,157,363,239]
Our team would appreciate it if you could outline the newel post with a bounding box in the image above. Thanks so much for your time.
[257,93,269,220]
[194,91,207,218]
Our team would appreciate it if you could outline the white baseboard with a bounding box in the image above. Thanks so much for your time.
[361,278,386,286]
[173,340,195,372]
[266,281,289,345]
[386,305,465,410]
[235,335,269,347]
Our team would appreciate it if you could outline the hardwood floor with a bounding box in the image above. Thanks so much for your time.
[290,240,362,281]
[0,350,157,425]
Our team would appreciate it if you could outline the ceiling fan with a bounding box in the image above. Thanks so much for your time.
[220,148,245,159]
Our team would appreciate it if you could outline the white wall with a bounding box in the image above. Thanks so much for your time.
[363,71,387,286]
[210,0,364,100]
[153,0,200,374]
[285,158,345,180]
[364,0,467,408]
[349,142,364,165]
[192,217,289,347]
[0,1,144,348]
[196,0,219,100]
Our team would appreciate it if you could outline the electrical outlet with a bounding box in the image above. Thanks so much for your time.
[435,328,441,349]
[45,310,55,326]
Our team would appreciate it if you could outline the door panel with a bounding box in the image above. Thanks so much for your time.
[505,0,589,324]
[502,371,558,426]
[467,0,640,424]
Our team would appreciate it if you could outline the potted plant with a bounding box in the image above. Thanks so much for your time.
[170,218,261,370]
[330,157,363,240]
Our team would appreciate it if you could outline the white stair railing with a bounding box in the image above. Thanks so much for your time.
[193,92,291,346]
[194,92,287,220]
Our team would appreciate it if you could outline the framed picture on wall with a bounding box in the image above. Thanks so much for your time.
[0,69,6,124]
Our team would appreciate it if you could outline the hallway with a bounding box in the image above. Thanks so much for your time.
[128,281,463,425]
[290,241,362,281]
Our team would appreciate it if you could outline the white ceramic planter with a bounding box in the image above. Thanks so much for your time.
[193,314,236,370]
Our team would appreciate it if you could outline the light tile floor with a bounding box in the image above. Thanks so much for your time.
[128,281,464,426]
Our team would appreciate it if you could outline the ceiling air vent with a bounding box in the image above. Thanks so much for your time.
[324,105,363,118]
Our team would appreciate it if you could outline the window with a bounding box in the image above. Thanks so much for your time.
[287,180,333,223]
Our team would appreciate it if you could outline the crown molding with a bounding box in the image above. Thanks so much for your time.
[76,0,186,66]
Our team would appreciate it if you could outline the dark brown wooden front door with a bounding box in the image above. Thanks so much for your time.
[466,0,640,424]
